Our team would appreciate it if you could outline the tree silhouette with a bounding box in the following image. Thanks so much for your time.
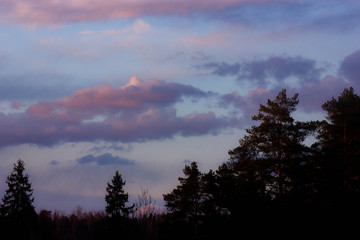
[105,170,133,217]
[163,161,203,239]
[135,187,158,219]
[317,87,360,193]
[163,162,203,221]
[0,159,37,239]
[227,89,317,209]
[314,87,360,225]
[1,159,36,220]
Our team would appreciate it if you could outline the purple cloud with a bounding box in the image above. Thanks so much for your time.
[219,87,276,126]
[200,62,241,76]
[296,75,350,113]
[339,50,360,89]
[198,55,325,87]
[77,153,135,166]
[220,74,352,120]
[0,77,229,147]
[240,56,324,84]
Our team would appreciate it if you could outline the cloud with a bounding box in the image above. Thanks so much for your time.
[296,75,350,113]
[24,76,210,121]
[11,101,22,110]
[77,153,135,166]
[211,51,360,118]
[88,143,134,153]
[198,55,325,87]
[338,50,360,89]
[218,50,360,117]
[1,0,358,32]
[0,76,229,147]
[0,0,259,27]
[212,1,360,32]
[200,62,241,76]
[239,56,324,85]
[219,87,275,125]
[79,19,151,36]
[50,160,60,166]
[220,74,351,119]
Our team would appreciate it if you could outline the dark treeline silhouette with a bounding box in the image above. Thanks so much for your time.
[0,88,359,239]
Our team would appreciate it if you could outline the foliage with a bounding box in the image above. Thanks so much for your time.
[1,159,36,219]
[105,170,134,217]
[226,89,317,209]
[314,87,360,221]
[163,162,203,221]
[318,87,360,191]
[0,159,37,239]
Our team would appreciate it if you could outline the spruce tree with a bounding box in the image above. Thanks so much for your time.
[105,171,133,217]
[1,159,36,220]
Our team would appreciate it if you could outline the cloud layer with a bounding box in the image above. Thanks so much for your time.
[198,55,325,87]
[1,0,359,30]
[217,51,360,116]
[1,50,360,148]
[0,0,265,26]
[77,153,135,166]
[0,76,228,147]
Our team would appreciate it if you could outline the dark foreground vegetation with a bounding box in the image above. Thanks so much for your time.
[1,88,359,239]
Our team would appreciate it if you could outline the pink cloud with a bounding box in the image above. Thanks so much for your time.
[28,76,207,115]
[0,77,227,147]
[0,0,285,27]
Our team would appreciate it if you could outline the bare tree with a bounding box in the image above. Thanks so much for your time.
[134,187,159,219]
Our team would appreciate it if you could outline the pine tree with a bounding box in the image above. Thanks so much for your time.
[228,89,316,202]
[1,159,36,220]
[163,162,203,239]
[317,87,360,193]
[105,171,133,217]
[163,161,203,221]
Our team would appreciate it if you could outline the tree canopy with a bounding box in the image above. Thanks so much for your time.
[1,159,36,220]
[163,161,203,221]
[105,170,134,217]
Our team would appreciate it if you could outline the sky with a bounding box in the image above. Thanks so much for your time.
[0,0,359,213]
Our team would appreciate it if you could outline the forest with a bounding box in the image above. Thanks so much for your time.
[0,87,359,240]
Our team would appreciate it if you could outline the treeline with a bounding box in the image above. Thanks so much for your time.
[162,87,360,238]
[0,87,359,239]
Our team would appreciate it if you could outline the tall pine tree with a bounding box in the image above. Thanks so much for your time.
[228,89,316,203]
[317,87,360,194]
[1,159,36,220]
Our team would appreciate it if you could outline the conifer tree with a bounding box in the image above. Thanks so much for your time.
[228,89,316,201]
[163,161,203,220]
[105,171,133,217]
[317,87,360,197]
[163,162,203,239]
[1,159,36,220]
